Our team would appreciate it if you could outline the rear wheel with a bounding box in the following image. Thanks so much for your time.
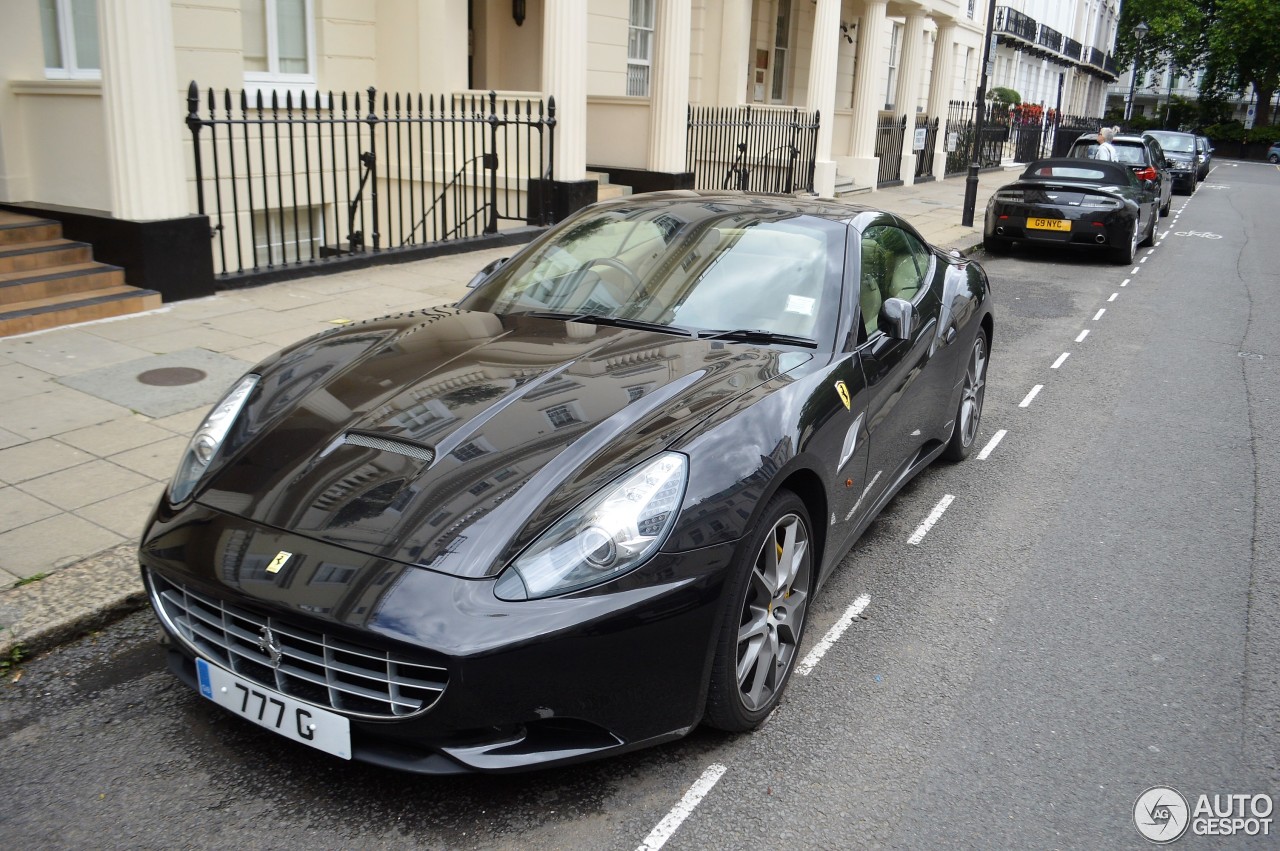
[943,327,988,462]
[1160,195,1171,217]
[1110,221,1138,264]
[1269,153,1279,164]
[983,235,1009,255]
[705,492,813,732]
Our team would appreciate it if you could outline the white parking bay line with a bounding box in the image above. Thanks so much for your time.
[1019,384,1043,408]
[1076,329,1091,342]
[977,429,1007,460]
[636,764,729,851]
[797,594,872,677]
[908,495,955,546]
[1051,352,1070,369]
[1131,266,1140,274]
[1108,292,1118,302]
[1093,308,1106,321]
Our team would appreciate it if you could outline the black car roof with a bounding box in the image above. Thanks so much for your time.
[592,190,903,229]
[1017,158,1133,185]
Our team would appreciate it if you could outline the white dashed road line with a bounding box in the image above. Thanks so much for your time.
[1093,308,1106,321]
[797,594,872,677]
[1019,385,1043,408]
[1108,292,1118,302]
[1076,329,1090,342]
[1051,352,1070,369]
[908,495,955,546]
[977,429,1007,460]
[636,764,729,851]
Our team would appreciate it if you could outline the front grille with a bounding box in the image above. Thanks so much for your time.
[149,572,447,719]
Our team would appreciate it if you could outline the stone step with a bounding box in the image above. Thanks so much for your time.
[0,262,128,306]
[0,286,163,337]
[0,212,62,246]
[0,239,93,274]
[596,182,633,201]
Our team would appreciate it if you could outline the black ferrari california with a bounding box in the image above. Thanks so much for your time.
[984,158,1159,263]
[141,192,994,774]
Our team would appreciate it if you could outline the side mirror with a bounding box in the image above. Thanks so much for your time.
[1165,158,1177,169]
[467,257,508,288]
[1141,178,1155,190]
[879,297,917,340]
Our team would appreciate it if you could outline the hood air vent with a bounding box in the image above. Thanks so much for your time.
[342,432,435,464]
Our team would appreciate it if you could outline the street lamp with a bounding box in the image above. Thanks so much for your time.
[961,0,998,227]
[1124,21,1150,123]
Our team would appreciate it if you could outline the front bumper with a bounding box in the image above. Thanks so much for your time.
[141,502,737,773]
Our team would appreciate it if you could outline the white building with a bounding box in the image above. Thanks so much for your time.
[985,0,1121,117]
[0,1,1118,330]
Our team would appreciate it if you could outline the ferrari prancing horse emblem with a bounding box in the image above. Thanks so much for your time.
[834,380,851,411]
[265,550,293,574]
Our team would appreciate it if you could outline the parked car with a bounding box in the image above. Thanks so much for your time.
[1195,135,1214,180]
[1066,131,1172,216]
[141,192,995,774]
[1143,130,1199,194]
[1268,141,1280,164]
[984,158,1159,264]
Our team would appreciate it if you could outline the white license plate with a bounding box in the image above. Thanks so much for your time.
[197,658,352,760]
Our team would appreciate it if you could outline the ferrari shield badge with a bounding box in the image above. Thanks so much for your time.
[835,380,851,411]
[265,550,293,574]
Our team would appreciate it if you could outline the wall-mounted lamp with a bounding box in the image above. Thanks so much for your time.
[840,21,856,43]
[513,0,526,26]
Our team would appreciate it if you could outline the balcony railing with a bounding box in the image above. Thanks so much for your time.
[1062,37,1083,62]
[995,6,1037,43]
[1088,47,1107,69]
[1036,25,1063,54]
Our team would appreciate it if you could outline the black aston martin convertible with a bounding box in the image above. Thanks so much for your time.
[983,158,1159,263]
[140,191,994,774]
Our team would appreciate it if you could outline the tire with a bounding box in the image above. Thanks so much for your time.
[705,491,814,732]
[943,327,989,462]
[1139,205,1157,247]
[1160,195,1171,217]
[1110,221,1138,264]
[1269,154,1279,164]
[983,235,1009,255]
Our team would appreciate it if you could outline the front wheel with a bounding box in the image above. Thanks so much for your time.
[1140,205,1157,247]
[1269,154,1279,164]
[705,492,813,732]
[943,327,989,462]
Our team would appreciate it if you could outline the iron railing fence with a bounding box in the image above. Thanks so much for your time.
[943,100,1005,174]
[913,116,940,181]
[875,114,908,186]
[686,104,820,194]
[186,82,555,278]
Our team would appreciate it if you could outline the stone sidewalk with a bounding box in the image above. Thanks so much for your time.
[0,171,1015,660]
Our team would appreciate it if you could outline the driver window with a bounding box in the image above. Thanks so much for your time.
[859,225,927,337]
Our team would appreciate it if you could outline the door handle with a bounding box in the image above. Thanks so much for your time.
[944,326,957,344]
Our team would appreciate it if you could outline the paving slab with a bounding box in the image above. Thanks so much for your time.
[57,348,253,419]
[0,438,93,484]
[0,387,135,440]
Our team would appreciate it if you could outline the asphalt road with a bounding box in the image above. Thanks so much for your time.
[2,160,1277,850]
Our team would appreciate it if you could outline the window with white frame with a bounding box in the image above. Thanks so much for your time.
[885,23,903,110]
[243,0,315,89]
[39,0,100,80]
[770,0,793,103]
[627,0,655,97]
[967,0,976,19]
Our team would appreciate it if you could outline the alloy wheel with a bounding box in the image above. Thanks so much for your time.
[736,512,811,711]
[957,334,987,449]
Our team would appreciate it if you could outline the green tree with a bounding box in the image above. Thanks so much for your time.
[1117,0,1280,127]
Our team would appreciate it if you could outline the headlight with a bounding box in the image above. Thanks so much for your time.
[494,452,688,600]
[168,374,259,504]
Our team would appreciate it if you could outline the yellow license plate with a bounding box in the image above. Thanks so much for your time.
[1027,217,1071,232]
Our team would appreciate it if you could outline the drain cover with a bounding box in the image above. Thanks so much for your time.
[137,367,208,386]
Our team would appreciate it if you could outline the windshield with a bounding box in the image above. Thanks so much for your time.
[461,201,846,343]
[1146,131,1195,153]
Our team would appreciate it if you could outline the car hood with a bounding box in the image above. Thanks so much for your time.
[195,307,812,578]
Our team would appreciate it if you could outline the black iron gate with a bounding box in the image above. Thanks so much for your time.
[186,82,554,278]
[686,104,820,194]
[875,114,908,187]
[913,116,939,182]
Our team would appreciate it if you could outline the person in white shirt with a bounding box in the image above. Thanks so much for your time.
[1095,126,1121,161]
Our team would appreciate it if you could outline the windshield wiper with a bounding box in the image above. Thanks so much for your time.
[521,311,697,338]
[698,328,817,348]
